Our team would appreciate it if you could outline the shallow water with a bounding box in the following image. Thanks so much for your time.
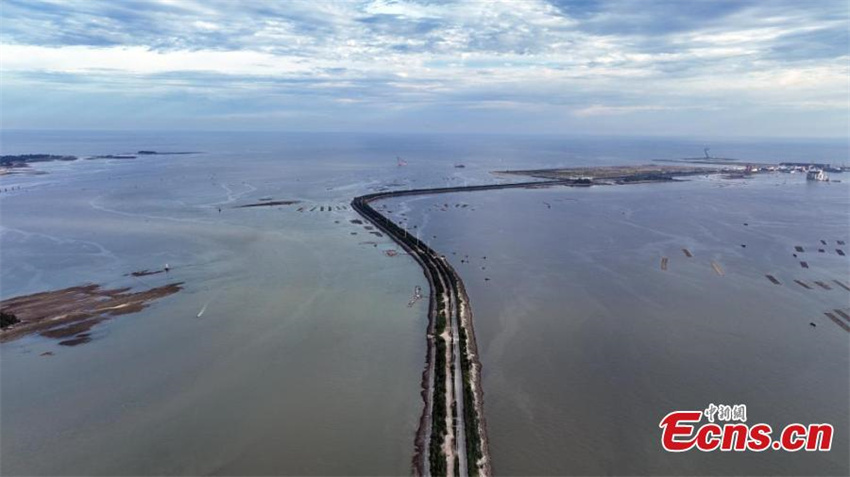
[1,132,437,475]
[385,174,850,475]
[1,131,847,475]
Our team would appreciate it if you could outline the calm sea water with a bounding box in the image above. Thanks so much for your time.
[384,174,850,476]
[1,131,847,475]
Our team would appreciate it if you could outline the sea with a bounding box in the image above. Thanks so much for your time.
[1,130,848,475]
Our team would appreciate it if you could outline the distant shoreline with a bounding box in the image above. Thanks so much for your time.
[0,151,201,176]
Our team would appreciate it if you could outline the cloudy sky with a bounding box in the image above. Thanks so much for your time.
[1,0,847,137]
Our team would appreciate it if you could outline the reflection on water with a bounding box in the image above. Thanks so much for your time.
[1,131,848,475]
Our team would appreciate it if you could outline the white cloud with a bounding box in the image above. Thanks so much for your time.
[573,105,679,117]
[1,44,306,76]
[0,0,846,135]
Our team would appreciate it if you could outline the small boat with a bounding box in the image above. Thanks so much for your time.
[806,169,829,181]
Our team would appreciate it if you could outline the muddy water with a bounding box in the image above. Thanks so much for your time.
[1,132,434,475]
[385,173,849,476]
[1,131,847,475]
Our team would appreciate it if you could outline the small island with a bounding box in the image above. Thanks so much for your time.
[497,164,719,183]
[0,281,183,347]
[136,150,199,155]
[89,154,137,159]
[0,154,77,165]
[0,150,202,176]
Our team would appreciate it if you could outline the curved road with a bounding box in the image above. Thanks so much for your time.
[352,179,568,476]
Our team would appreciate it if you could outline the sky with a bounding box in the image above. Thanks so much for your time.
[1,0,848,137]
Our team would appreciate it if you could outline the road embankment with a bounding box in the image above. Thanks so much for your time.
[352,180,567,476]
[350,172,695,475]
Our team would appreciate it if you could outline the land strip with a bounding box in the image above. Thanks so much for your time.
[0,282,183,346]
[234,200,301,208]
[496,164,718,183]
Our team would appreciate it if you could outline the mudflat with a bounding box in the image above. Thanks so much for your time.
[0,282,183,346]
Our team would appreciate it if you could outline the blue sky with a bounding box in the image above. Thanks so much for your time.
[1,0,847,137]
